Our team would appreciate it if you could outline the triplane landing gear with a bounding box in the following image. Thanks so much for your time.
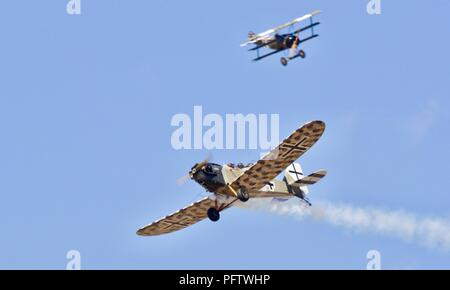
[298,49,306,59]
[280,50,306,66]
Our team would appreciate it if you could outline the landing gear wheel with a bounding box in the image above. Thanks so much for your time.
[207,207,220,222]
[280,57,288,66]
[237,188,250,202]
[299,50,306,59]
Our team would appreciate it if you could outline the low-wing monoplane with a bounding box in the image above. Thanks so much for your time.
[241,10,321,66]
[137,121,327,236]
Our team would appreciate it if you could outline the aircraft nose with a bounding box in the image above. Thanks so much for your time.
[190,170,200,181]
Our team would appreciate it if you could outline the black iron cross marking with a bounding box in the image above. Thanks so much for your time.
[266,182,274,191]
[161,220,189,229]
[282,137,308,157]
[288,163,303,180]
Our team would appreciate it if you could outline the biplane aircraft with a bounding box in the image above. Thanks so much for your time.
[241,10,321,66]
[137,121,327,236]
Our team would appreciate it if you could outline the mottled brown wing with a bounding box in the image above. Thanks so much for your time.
[230,121,325,193]
[136,197,217,236]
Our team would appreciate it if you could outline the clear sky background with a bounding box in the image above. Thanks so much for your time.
[1,1,450,269]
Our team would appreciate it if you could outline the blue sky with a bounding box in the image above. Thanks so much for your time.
[1,0,450,269]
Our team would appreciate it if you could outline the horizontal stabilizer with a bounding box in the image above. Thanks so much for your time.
[293,170,327,186]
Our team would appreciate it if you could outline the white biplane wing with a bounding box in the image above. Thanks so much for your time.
[229,121,325,197]
[137,197,222,236]
[240,10,321,47]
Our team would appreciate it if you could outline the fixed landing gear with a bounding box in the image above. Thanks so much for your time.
[207,207,220,222]
[207,190,248,222]
[281,50,306,66]
[237,188,250,202]
[299,50,306,59]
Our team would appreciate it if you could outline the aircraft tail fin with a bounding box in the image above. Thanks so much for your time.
[248,31,256,40]
[284,163,309,195]
[285,163,327,196]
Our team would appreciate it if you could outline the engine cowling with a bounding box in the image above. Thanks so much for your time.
[284,35,298,48]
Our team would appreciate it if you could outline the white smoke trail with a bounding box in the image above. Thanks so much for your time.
[237,199,450,251]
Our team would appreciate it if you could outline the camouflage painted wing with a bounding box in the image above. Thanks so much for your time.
[230,121,325,195]
[136,197,218,236]
[293,169,327,186]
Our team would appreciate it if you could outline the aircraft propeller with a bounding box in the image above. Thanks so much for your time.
[176,154,212,185]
